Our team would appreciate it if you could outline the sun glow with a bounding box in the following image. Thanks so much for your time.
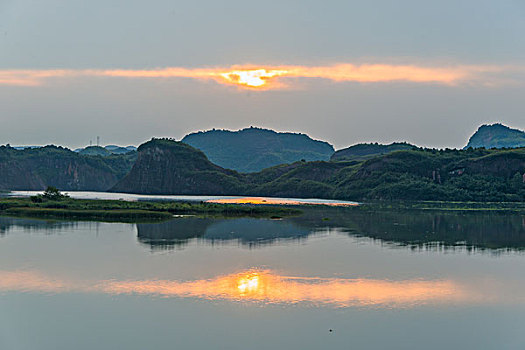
[0,63,512,89]
[237,273,260,294]
[219,69,288,88]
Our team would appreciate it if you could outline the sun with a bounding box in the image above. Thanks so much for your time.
[219,68,288,88]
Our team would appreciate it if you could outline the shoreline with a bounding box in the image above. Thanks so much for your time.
[0,196,302,223]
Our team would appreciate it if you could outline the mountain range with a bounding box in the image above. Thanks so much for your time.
[109,137,525,202]
[1,124,524,201]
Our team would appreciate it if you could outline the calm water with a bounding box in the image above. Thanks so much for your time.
[1,207,525,349]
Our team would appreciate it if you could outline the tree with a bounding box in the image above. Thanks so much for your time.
[42,186,69,200]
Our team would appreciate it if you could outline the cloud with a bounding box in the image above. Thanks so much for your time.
[0,63,517,90]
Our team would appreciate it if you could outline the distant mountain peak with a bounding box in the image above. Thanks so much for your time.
[182,127,334,173]
[465,123,525,149]
[74,144,137,156]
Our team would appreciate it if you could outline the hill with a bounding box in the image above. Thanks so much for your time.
[77,146,112,156]
[181,127,335,173]
[111,138,525,202]
[75,145,137,156]
[0,145,136,191]
[331,147,525,201]
[465,123,525,149]
[110,139,244,195]
[331,142,417,161]
[105,145,137,154]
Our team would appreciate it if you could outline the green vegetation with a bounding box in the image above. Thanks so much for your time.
[0,144,136,191]
[182,126,334,173]
[111,138,246,195]
[77,146,112,156]
[466,123,525,149]
[111,139,525,202]
[355,200,525,212]
[330,148,525,201]
[3,125,525,203]
[31,186,71,201]
[0,195,301,222]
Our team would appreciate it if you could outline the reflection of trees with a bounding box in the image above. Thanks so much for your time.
[2,208,525,252]
[136,217,214,250]
[290,208,525,252]
[136,217,310,250]
[349,211,525,251]
[0,216,78,236]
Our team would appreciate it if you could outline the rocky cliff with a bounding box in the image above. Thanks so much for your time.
[110,139,244,195]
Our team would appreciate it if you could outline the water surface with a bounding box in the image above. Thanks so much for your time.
[1,208,525,349]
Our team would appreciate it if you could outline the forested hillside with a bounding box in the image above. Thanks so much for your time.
[331,142,416,161]
[111,139,525,202]
[0,145,136,191]
[182,127,334,173]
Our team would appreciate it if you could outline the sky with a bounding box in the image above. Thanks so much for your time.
[1,0,524,150]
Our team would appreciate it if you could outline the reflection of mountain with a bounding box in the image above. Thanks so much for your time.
[136,217,310,249]
[2,208,525,252]
[136,209,525,252]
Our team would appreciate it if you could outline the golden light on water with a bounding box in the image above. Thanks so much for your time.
[0,269,474,308]
[237,273,260,294]
[206,197,357,206]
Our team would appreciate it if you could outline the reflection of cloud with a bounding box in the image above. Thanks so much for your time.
[0,270,72,293]
[0,269,467,308]
[0,63,518,90]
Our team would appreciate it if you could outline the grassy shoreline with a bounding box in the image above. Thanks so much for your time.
[0,197,302,222]
[1,195,523,223]
[357,200,525,212]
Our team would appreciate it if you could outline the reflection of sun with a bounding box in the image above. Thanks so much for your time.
[237,273,260,295]
[0,269,469,308]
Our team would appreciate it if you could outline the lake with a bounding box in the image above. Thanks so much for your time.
[1,205,525,349]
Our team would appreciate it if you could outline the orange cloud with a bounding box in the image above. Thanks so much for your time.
[0,64,514,89]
